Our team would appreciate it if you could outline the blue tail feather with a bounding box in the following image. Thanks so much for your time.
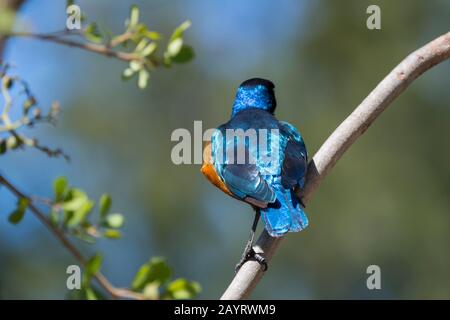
[261,184,308,237]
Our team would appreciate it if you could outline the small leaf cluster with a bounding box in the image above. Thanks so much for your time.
[49,176,125,242]
[131,257,201,299]
[82,5,194,89]
[5,175,201,300]
[68,255,201,300]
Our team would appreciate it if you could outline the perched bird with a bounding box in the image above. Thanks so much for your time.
[201,78,308,271]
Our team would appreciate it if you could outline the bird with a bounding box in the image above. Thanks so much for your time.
[201,78,308,272]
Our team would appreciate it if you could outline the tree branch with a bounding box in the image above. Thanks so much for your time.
[221,30,450,300]
[5,31,144,63]
[0,173,146,300]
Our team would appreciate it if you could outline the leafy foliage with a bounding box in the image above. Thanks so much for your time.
[4,175,201,300]
[164,20,195,65]
[81,5,194,89]
[50,176,125,242]
[8,197,29,224]
[132,257,201,299]
[0,3,199,300]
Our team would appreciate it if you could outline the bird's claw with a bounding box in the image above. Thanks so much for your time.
[235,247,268,273]
[253,252,268,271]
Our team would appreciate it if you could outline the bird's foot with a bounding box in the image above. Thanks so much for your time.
[235,247,268,274]
[253,251,268,271]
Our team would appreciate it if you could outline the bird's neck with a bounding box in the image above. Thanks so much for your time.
[231,86,274,117]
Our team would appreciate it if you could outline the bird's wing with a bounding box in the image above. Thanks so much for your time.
[279,121,308,189]
[211,127,276,206]
[222,163,276,205]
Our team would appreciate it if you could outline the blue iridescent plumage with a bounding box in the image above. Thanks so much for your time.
[208,78,308,237]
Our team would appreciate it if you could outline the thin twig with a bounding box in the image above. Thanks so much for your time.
[109,31,134,47]
[6,31,141,62]
[1,77,13,126]
[0,173,146,300]
[221,30,450,300]
[4,31,161,66]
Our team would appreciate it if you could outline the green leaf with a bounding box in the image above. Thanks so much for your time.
[143,282,160,299]
[63,189,94,227]
[170,20,192,41]
[85,253,103,277]
[129,60,142,71]
[140,42,157,57]
[164,278,201,299]
[128,5,140,28]
[85,287,98,300]
[63,189,88,211]
[131,257,172,291]
[132,265,151,290]
[132,23,149,40]
[144,30,161,40]
[135,38,149,52]
[103,229,122,239]
[53,176,68,201]
[8,197,29,224]
[166,38,183,57]
[138,69,150,89]
[163,20,192,66]
[67,200,94,227]
[171,45,195,64]
[99,193,111,218]
[85,23,103,43]
[122,67,135,80]
[75,232,96,244]
[105,213,124,228]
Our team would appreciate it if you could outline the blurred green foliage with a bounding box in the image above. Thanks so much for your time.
[48,176,125,241]
[1,2,200,300]
[5,175,201,300]
[82,5,194,89]
[8,197,28,224]
[132,257,201,299]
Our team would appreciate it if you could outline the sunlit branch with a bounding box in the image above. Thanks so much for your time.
[221,30,450,300]
[5,31,145,63]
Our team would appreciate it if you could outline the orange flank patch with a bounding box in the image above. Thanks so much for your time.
[201,142,234,197]
[201,142,268,209]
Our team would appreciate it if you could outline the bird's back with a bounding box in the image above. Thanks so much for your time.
[201,78,309,237]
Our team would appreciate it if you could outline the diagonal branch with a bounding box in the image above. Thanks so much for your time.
[221,30,450,300]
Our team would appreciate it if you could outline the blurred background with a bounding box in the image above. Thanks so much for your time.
[0,0,449,299]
